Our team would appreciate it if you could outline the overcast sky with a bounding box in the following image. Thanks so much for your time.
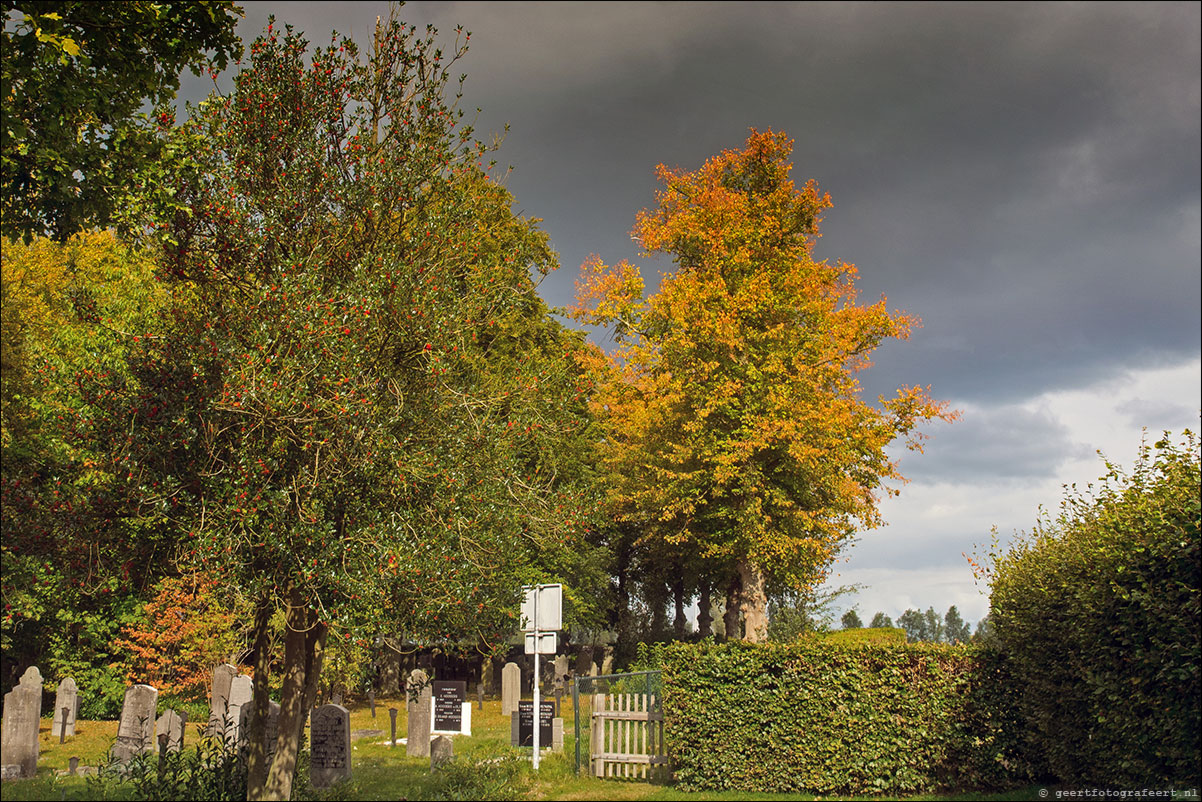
[180,2,1201,627]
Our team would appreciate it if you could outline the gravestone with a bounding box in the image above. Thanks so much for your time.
[553,655,570,690]
[431,680,465,735]
[264,701,280,759]
[52,677,78,738]
[225,674,253,744]
[430,735,454,769]
[513,700,554,748]
[208,664,238,734]
[552,717,564,752]
[237,699,280,757]
[112,684,158,763]
[156,709,185,752]
[501,662,521,716]
[1,666,43,778]
[599,646,614,676]
[309,704,351,788]
[405,669,431,757]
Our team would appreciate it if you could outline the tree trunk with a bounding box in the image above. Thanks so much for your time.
[737,559,768,642]
[723,574,742,641]
[672,577,686,638]
[262,585,325,801]
[697,581,712,638]
[246,597,274,800]
[648,581,668,637]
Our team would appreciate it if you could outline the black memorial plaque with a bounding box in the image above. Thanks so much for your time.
[516,700,554,748]
[432,680,466,733]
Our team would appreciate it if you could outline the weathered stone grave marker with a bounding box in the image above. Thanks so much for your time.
[1,666,43,779]
[225,674,253,744]
[430,735,454,769]
[112,684,158,763]
[309,704,351,788]
[208,663,238,734]
[388,707,398,747]
[156,709,185,752]
[501,662,521,716]
[405,669,432,757]
[53,677,78,739]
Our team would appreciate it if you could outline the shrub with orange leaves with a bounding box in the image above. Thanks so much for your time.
[116,574,249,700]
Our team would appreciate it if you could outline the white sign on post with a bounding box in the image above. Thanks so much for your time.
[520,584,562,631]
[519,583,562,771]
[524,632,557,655]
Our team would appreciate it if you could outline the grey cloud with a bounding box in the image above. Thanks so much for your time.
[1115,398,1200,432]
[895,404,1093,483]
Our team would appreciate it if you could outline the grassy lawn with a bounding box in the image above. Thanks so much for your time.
[0,696,1128,801]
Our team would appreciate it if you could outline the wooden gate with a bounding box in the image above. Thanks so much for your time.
[589,692,668,779]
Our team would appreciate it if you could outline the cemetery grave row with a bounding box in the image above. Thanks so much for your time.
[1,659,565,785]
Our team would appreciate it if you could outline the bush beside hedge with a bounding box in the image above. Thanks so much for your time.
[659,640,1031,795]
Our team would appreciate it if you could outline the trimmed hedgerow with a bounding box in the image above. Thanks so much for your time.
[660,639,1031,795]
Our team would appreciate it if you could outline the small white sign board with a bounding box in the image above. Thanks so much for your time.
[524,631,557,655]
[520,584,562,632]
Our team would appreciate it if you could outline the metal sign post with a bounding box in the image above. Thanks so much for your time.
[533,588,541,769]
[521,583,562,771]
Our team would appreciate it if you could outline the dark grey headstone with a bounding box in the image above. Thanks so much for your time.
[309,704,351,788]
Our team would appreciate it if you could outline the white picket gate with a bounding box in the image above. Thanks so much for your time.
[589,692,669,780]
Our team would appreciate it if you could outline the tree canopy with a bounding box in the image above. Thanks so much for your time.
[1,0,243,240]
[572,129,955,641]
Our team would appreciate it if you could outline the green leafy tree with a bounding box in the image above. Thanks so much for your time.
[869,611,893,629]
[840,609,863,629]
[1,0,243,240]
[1,232,172,707]
[943,604,970,644]
[766,583,860,641]
[105,17,598,799]
[897,608,929,642]
[923,606,945,643]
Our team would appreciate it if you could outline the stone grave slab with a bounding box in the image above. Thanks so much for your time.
[309,704,351,788]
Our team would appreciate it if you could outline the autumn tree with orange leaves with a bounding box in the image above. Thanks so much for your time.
[572,129,955,642]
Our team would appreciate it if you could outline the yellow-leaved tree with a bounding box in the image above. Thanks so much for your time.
[571,129,956,641]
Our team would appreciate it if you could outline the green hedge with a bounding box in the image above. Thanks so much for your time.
[989,434,1200,787]
[660,640,1031,795]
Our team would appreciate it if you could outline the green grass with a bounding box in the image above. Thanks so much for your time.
[4,697,1185,801]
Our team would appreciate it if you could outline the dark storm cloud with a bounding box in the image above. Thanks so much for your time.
[200,2,1199,407]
